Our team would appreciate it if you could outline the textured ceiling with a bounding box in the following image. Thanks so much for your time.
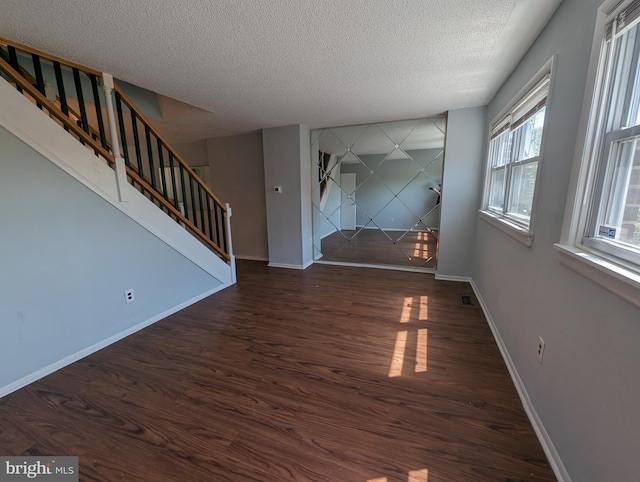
[0,0,562,142]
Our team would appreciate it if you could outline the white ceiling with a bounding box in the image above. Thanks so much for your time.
[0,0,562,143]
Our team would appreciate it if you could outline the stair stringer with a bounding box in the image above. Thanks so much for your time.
[0,77,233,286]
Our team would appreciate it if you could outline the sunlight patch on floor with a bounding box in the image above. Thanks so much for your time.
[367,468,428,482]
[400,297,413,323]
[390,296,429,377]
[419,295,428,320]
[408,468,429,481]
[416,328,428,373]
[388,330,408,377]
[412,232,433,261]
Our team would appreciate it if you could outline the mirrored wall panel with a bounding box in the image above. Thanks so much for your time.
[311,117,446,269]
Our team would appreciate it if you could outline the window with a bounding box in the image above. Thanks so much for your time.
[482,73,550,235]
[580,2,640,268]
[556,0,640,309]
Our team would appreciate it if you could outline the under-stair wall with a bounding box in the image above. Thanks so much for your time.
[0,75,232,397]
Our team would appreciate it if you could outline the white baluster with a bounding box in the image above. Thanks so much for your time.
[225,203,237,284]
[179,202,186,228]
[101,73,127,202]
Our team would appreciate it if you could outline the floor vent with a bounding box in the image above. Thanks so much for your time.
[460,295,472,305]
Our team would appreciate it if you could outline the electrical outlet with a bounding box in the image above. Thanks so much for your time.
[537,336,545,363]
[124,289,135,303]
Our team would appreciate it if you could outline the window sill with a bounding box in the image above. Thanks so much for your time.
[554,243,640,310]
[478,210,533,247]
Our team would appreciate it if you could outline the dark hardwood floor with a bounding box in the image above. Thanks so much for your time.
[320,229,438,269]
[0,261,555,481]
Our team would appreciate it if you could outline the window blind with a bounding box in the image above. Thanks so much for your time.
[607,0,640,39]
[511,75,550,127]
[490,74,550,138]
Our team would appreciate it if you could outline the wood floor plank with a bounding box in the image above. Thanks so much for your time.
[0,261,555,481]
[321,229,438,269]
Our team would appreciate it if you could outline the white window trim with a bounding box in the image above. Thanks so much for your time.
[479,209,534,246]
[479,56,556,246]
[557,0,640,309]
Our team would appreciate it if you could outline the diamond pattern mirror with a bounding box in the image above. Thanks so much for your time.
[311,116,446,270]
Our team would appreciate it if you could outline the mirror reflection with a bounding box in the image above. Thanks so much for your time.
[311,117,445,270]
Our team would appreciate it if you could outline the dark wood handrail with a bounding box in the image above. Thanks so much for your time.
[0,56,113,163]
[0,36,101,77]
[0,46,111,152]
[113,84,226,210]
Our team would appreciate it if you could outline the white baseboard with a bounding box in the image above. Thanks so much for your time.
[434,274,472,282]
[313,259,435,274]
[268,260,313,270]
[469,279,571,482]
[0,284,227,399]
[235,255,269,262]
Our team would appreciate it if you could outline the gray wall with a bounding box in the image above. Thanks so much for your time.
[473,0,640,480]
[262,124,313,268]
[206,132,268,260]
[0,126,220,390]
[174,139,209,167]
[341,149,442,230]
[438,108,486,278]
[118,80,163,120]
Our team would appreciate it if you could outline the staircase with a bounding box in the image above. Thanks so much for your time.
[0,37,235,282]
